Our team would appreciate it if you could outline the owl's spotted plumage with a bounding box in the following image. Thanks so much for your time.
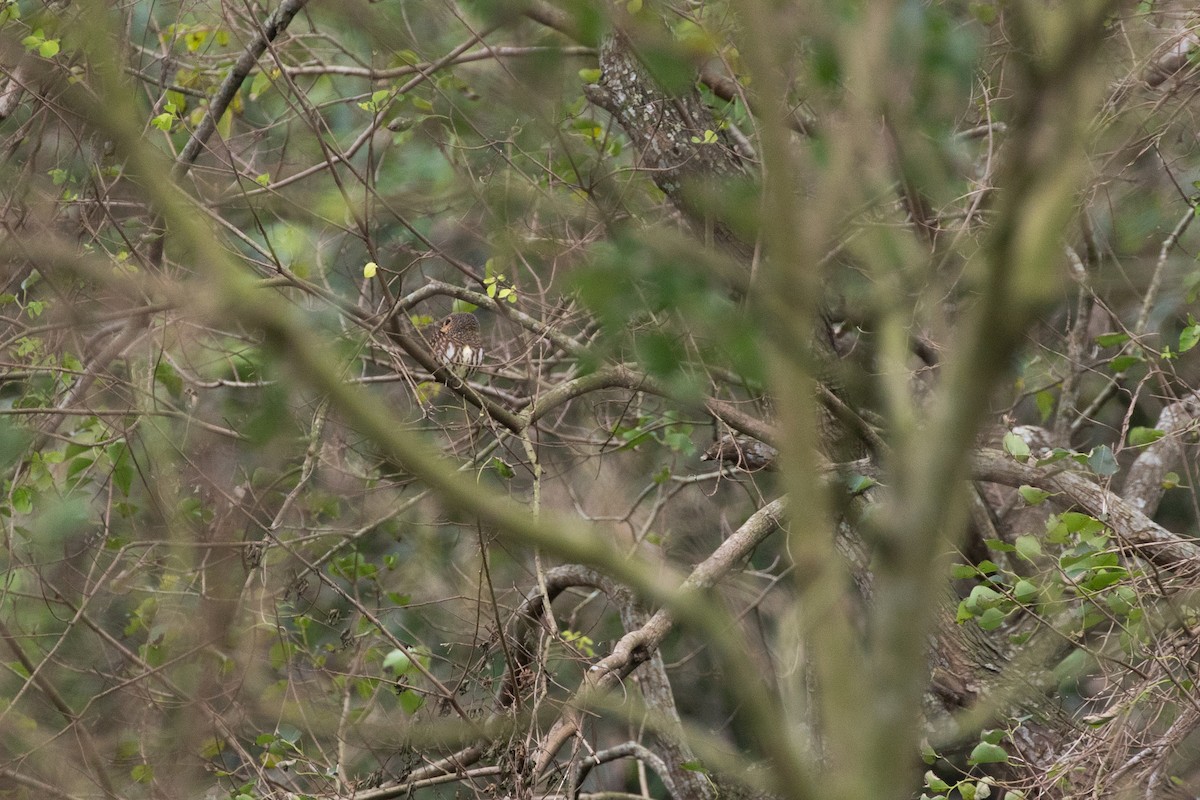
[700,434,778,472]
[431,312,484,377]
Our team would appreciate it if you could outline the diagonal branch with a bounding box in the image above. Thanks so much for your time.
[174,0,311,177]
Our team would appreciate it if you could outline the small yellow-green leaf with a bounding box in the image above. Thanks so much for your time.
[21,29,43,51]
[216,108,232,139]
[1003,432,1030,462]
[1181,323,1200,353]
[1094,332,1129,347]
[1035,390,1055,423]
[964,743,1003,767]
[1018,485,1051,506]
[1128,426,1164,447]
[578,68,602,83]
[1109,353,1143,373]
[968,742,1009,765]
[925,771,951,793]
[363,262,378,279]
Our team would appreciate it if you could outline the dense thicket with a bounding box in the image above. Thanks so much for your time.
[3,2,1200,799]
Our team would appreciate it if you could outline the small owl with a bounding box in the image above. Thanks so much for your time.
[431,312,484,377]
[700,434,778,472]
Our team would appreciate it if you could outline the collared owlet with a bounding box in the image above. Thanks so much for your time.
[432,312,484,377]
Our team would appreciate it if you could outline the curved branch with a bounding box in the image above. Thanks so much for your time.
[571,742,679,799]
[972,448,1200,569]
[499,565,614,708]
[532,497,788,778]
[1120,390,1200,515]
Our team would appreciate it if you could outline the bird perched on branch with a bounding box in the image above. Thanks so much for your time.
[431,312,485,378]
[700,434,778,472]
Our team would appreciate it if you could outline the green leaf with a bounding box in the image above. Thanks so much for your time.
[846,474,877,494]
[977,607,1006,631]
[1017,485,1051,506]
[1094,332,1129,347]
[1105,585,1136,616]
[965,584,1002,613]
[1035,390,1055,423]
[1059,511,1106,536]
[397,689,424,714]
[1013,579,1038,604]
[1081,568,1126,591]
[1128,427,1164,447]
[1181,323,1200,353]
[249,69,272,100]
[1002,432,1030,462]
[1108,354,1142,373]
[20,29,43,51]
[1087,445,1119,477]
[968,742,1009,765]
[925,771,951,793]
[382,649,413,675]
[155,361,183,397]
[578,68,602,83]
[1015,535,1042,561]
[956,599,975,623]
[12,485,32,514]
[1035,448,1072,466]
